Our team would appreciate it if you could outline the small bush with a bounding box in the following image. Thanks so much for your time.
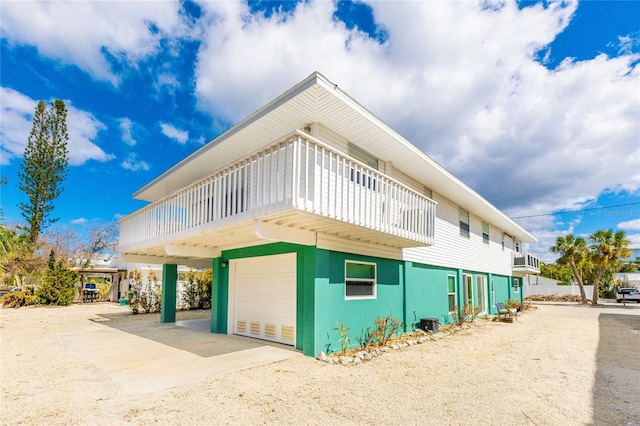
[127,270,162,314]
[373,314,404,346]
[505,298,522,310]
[332,321,352,355]
[180,269,212,310]
[451,304,482,325]
[36,257,78,306]
[1,287,39,308]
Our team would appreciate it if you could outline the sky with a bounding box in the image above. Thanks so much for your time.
[1,0,639,263]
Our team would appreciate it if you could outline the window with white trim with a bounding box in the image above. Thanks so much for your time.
[447,275,457,312]
[513,277,520,294]
[345,261,376,299]
[482,221,490,244]
[459,208,470,238]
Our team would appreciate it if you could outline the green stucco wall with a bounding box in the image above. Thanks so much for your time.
[213,243,317,356]
[209,241,523,357]
[313,250,404,356]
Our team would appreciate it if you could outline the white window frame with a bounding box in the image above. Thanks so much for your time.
[513,277,520,294]
[459,208,470,238]
[482,221,490,245]
[345,260,377,300]
[463,273,474,307]
[447,275,457,313]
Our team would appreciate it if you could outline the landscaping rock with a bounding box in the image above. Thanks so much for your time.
[339,356,353,365]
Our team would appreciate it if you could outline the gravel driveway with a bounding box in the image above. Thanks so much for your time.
[1,301,638,425]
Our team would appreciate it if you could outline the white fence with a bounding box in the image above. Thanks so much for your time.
[523,283,593,297]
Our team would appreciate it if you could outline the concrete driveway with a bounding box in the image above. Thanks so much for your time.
[60,311,300,394]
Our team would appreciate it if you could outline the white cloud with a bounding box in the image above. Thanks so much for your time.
[627,233,640,249]
[0,87,115,166]
[0,1,192,85]
[70,217,87,225]
[121,153,150,172]
[619,218,640,231]
[119,117,137,146]
[193,0,639,254]
[160,122,189,144]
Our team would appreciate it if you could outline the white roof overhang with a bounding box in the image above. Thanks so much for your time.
[134,72,536,243]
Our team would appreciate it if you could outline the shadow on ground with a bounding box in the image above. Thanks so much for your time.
[91,310,295,358]
[593,311,640,426]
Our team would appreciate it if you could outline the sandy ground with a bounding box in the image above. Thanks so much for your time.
[1,301,639,425]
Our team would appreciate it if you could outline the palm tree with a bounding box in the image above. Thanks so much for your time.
[589,229,632,305]
[0,225,37,289]
[551,234,589,304]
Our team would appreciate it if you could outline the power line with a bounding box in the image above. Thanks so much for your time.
[511,202,640,219]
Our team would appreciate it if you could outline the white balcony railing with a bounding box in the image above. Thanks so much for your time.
[513,252,540,272]
[119,132,436,251]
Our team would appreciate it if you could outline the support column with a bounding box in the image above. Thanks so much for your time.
[160,264,177,323]
[211,257,228,333]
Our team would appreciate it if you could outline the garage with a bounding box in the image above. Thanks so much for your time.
[228,253,297,346]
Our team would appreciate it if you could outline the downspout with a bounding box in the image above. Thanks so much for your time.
[402,262,408,332]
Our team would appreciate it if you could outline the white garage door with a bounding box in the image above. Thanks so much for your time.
[229,253,296,346]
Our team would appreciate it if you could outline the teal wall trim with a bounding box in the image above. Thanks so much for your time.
[221,242,316,356]
[401,262,409,332]
[210,257,228,333]
[160,264,177,323]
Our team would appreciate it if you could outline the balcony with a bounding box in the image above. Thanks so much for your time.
[119,131,437,260]
[512,252,540,275]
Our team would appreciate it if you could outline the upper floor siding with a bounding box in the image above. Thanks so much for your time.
[403,192,518,276]
[308,121,523,275]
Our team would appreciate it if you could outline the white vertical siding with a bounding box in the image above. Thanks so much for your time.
[403,192,514,276]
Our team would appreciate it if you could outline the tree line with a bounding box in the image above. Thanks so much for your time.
[546,230,635,305]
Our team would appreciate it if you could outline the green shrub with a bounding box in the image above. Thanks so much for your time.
[0,287,39,308]
[180,269,212,310]
[127,270,162,314]
[36,257,77,306]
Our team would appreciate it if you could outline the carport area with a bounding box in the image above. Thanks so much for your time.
[59,306,300,394]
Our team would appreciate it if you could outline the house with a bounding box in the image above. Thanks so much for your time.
[71,254,128,302]
[118,72,539,357]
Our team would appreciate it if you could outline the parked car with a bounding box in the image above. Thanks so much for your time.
[616,288,640,303]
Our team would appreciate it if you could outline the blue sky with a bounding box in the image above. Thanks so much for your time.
[1,0,639,262]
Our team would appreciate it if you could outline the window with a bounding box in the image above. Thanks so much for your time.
[482,222,490,244]
[447,275,457,312]
[464,274,474,306]
[513,278,520,294]
[350,168,377,190]
[459,208,470,238]
[345,261,376,298]
[348,143,378,169]
[512,236,520,253]
[501,233,505,251]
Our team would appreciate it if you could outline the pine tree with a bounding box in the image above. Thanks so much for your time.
[18,100,70,247]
